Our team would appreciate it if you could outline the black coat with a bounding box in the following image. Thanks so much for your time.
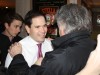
[0,33,22,66]
[7,30,96,75]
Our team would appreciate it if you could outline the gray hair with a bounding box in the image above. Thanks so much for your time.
[55,4,92,34]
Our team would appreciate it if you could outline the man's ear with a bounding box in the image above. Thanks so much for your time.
[25,25,30,34]
[59,25,65,36]
[4,23,9,29]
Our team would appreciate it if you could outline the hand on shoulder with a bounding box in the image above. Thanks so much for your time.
[8,42,22,58]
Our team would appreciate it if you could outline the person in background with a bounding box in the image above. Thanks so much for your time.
[0,12,23,66]
[6,4,96,75]
[5,10,53,68]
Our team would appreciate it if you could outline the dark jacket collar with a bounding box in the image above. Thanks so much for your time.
[51,30,90,49]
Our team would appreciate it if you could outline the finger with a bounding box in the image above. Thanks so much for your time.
[95,34,100,52]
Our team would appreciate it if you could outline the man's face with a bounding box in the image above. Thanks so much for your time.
[26,16,47,43]
[6,19,22,37]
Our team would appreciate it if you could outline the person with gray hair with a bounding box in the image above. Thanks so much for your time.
[55,3,92,35]
[7,4,96,75]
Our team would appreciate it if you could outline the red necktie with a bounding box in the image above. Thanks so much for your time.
[37,44,42,58]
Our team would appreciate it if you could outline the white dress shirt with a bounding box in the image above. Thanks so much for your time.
[5,36,53,68]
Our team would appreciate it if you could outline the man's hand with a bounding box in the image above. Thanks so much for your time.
[35,57,43,66]
[8,42,22,58]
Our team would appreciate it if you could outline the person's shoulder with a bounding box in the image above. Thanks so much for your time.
[43,38,52,46]
[0,33,9,42]
[20,36,30,40]
[0,33,8,38]
[19,36,30,44]
[45,38,52,43]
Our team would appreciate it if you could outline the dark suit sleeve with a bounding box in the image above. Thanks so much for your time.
[7,54,44,75]
[7,54,29,75]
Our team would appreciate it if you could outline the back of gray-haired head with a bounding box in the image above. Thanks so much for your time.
[55,4,92,34]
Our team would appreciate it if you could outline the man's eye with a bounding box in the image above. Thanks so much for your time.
[44,24,47,27]
[35,26,39,28]
[14,26,17,28]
